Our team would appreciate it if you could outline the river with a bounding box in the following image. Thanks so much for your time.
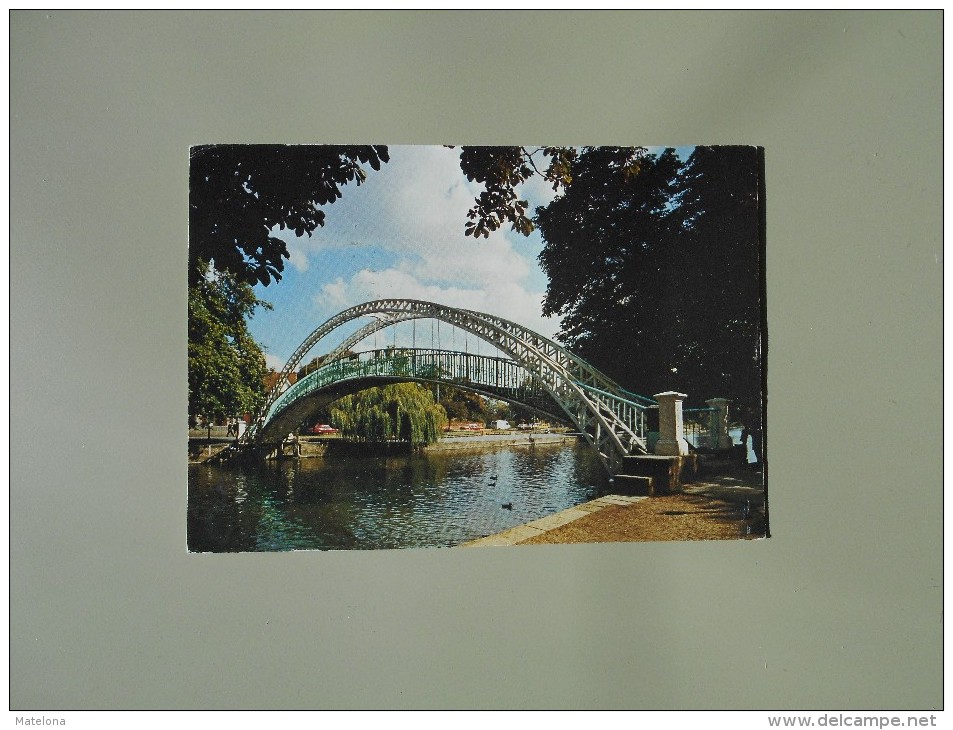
[188,440,610,552]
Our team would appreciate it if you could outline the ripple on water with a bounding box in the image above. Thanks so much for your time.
[187,442,609,552]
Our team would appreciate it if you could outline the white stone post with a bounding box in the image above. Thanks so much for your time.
[705,397,733,450]
[654,391,689,456]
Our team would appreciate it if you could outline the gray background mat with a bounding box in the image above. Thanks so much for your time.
[10,11,942,709]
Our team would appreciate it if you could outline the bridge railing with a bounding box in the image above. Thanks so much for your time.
[262,349,658,453]
[266,355,368,422]
[244,300,663,463]
[574,382,655,448]
[262,348,544,431]
[682,406,718,449]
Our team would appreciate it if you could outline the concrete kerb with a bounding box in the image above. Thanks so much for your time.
[458,495,648,547]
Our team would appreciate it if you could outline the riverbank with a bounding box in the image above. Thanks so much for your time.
[426,432,576,451]
[461,461,767,545]
[188,431,578,463]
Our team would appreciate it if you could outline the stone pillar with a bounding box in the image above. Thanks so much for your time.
[654,391,689,456]
[705,397,733,450]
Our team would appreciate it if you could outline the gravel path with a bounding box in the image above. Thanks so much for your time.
[518,463,767,544]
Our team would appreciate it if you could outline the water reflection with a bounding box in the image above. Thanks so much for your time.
[188,442,609,552]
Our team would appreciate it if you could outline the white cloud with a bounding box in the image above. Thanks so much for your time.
[320,277,348,309]
[257,145,567,362]
[286,239,310,273]
[410,234,531,288]
[263,352,285,372]
[317,265,560,344]
[286,145,556,272]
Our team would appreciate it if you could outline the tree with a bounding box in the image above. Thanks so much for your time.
[190,144,567,287]
[328,383,447,446]
[534,146,764,424]
[188,261,271,426]
[455,146,576,238]
[668,145,764,428]
[188,145,387,431]
[187,143,763,435]
[189,144,389,286]
[435,386,488,422]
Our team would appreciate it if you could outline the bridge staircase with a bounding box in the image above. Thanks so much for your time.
[611,453,702,496]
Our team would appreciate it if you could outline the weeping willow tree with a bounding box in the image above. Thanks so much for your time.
[329,383,448,446]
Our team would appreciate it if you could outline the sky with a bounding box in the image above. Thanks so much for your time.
[247,145,563,371]
[247,145,693,372]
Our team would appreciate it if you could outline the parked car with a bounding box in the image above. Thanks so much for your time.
[311,424,339,435]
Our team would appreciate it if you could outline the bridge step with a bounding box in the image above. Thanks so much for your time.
[611,474,655,497]
[619,454,699,495]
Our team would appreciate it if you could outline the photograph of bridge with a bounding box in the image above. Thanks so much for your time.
[188,144,766,551]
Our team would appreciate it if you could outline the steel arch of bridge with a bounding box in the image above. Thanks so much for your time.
[245,299,656,473]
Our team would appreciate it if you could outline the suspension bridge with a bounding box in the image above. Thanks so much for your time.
[232,299,710,476]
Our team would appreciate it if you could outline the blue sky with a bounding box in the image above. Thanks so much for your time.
[247,145,693,371]
[247,145,561,370]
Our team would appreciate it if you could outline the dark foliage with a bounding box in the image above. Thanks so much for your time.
[189,144,389,287]
[534,145,764,423]
[188,261,271,422]
[188,143,764,432]
[455,146,577,238]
